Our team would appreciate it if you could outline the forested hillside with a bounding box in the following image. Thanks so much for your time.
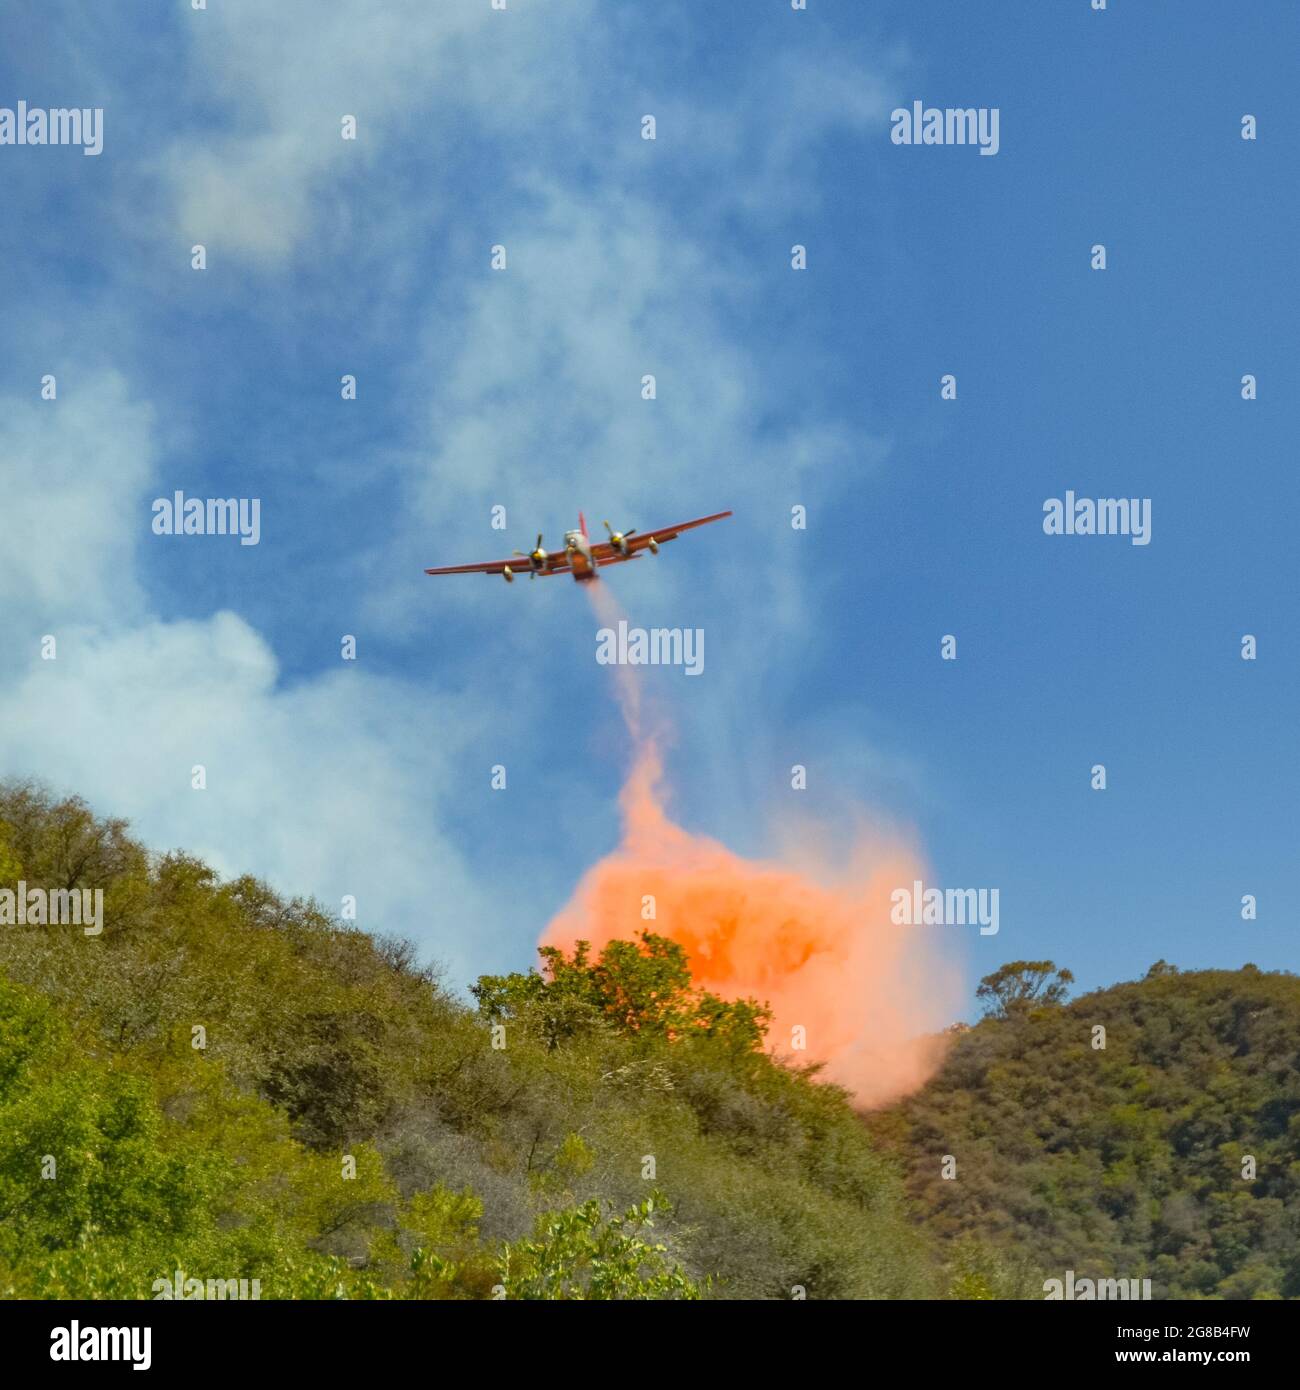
[0,782,930,1300]
[869,963,1300,1299]
[2,781,1296,1299]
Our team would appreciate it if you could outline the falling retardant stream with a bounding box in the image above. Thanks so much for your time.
[538,583,962,1108]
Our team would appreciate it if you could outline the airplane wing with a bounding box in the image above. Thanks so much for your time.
[589,509,733,561]
[425,511,731,575]
[423,556,572,577]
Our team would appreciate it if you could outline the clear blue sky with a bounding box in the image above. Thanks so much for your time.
[1,1,1295,1015]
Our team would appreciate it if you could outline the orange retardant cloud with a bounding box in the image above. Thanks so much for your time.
[540,741,959,1109]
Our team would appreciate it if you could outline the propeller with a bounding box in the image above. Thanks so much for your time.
[512,533,549,577]
[603,520,636,556]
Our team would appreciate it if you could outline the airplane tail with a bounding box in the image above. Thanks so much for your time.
[578,510,588,538]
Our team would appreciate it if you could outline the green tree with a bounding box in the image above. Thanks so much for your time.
[975,960,1074,1019]
[474,932,770,1055]
[497,1195,701,1300]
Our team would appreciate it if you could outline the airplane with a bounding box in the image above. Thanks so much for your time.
[423,509,733,583]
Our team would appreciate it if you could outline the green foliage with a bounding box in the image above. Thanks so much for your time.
[498,1195,701,1300]
[473,932,771,1056]
[0,820,21,885]
[0,970,406,1299]
[0,781,931,1300]
[9,781,1298,1302]
[942,1236,1040,1300]
[975,960,1074,1019]
[871,965,1300,1300]
[18,782,1292,1301]
[0,978,210,1253]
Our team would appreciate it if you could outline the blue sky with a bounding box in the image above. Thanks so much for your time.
[1,1,1295,1017]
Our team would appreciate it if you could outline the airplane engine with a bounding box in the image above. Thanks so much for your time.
[512,534,549,578]
[502,565,514,583]
[603,520,635,555]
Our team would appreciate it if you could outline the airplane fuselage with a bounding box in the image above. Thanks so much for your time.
[563,529,598,580]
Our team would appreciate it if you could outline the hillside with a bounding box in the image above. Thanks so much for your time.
[2,780,1296,1300]
[0,781,930,1300]
[868,964,1300,1299]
